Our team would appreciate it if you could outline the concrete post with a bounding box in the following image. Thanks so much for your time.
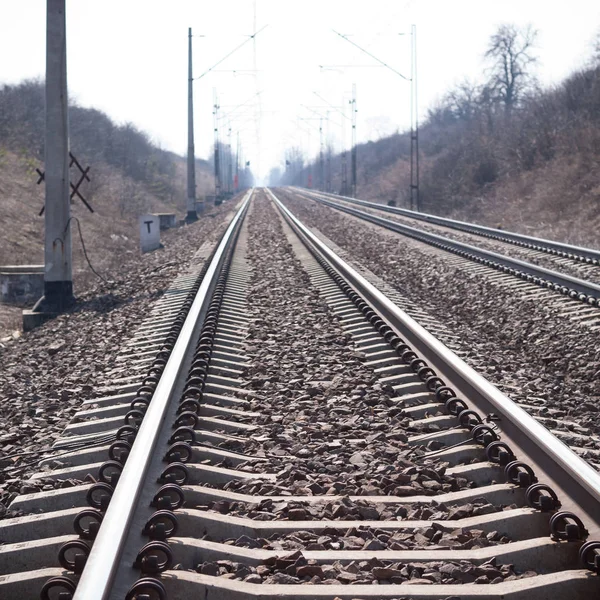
[44,0,73,310]
[186,27,199,222]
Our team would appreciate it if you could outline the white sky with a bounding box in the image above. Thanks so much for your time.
[1,1,599,183]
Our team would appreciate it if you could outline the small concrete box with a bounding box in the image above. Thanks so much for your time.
[154,213,177,230]
[0,265,44,306]
[139,214,161,253]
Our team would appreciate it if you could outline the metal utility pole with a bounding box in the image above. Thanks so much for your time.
[227,126,233,197]
[43,0,73,311]
[341,97,348,195]
[186,27,199,222]
[252,1,262,183]
[351,83,357,198]
[326,148,332,193]
[332,28,419,208]
[304,119,313,189]
[325,111,332,193]
[319,118,325,191]
[213,89,221,201]
[234,131,240,193]
[409,24,420,212]
[297,116,319,189]
[312,91,350,195]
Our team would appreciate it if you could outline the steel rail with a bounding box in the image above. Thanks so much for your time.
[73,190,253,600]
[268,187,600,538]
[295,190,600,302]
[298,187,600,264]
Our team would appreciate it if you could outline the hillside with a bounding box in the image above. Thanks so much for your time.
[287,53,600,248]
[0,80,216,280]
[0,79,227,336]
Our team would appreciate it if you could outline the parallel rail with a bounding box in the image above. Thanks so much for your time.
[73,191,253,599]
[294,189,600,304]
[270,188,600,538]
[299,188,600,266]
[1,187,599,599]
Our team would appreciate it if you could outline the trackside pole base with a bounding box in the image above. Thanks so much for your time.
[185,210,198,223]
[22,281,75,331]
[42,280,74,308]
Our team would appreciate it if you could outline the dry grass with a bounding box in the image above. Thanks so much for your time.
[0,146,213,266]
[356,152,600,249]
[0,145,216,335]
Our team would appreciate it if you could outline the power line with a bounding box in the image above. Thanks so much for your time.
[218,90,263,120]
[332,29,409,81]
[194,25,268,81]
[332,26,419,208]
[313,92,350,121]
[301,105,343,130]
[319,64,385,69]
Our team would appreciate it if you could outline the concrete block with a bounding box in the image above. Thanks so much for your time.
[0,265,44,306]
[139,214,160,253]
[154,213,177,230]
[22,308,55,332]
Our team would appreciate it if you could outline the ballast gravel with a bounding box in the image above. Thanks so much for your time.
[278,191,600,458]
[193,554,531,586]
[212,193,475,499]
[0,201,238,518]
[191,191,529,587]
[227,517,510,551]
[202,497,507,524]
[340,199,600,286]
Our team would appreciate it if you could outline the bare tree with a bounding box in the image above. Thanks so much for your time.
[268,166,282,186]
[485,24,538,114]
[593,29,600,65]
[285,146,305,184]
[443,79,482,121]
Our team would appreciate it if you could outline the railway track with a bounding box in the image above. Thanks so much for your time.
[1,188,599,599]
[292,188,600,315]
[279,186,600,470]
[298,188,600,281]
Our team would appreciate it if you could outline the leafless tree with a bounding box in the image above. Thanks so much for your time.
[280,146,305,185]
[439,79,483,122]
[592,29,600,65]
[485,24,538,114]
[268,166,282,186]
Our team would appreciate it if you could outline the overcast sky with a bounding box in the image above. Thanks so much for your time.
[1,1,599,183]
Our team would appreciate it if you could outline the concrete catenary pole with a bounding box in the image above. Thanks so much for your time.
[186,27,199,222]
[44,0,73,310]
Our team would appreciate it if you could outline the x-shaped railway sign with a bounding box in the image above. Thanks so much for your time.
[37,152,94,216]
